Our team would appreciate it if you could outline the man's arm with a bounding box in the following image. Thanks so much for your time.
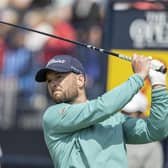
[124,60,168,143]
[42,55,151,134]
[43,74,144,133]
[124,88,168,144]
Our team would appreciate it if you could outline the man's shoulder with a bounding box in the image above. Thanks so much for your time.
[42,103,69,123]
[44,103,69,116]
[46,103,68,111]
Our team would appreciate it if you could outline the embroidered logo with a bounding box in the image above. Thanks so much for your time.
[59,106,69,117]
[47,59,66,66]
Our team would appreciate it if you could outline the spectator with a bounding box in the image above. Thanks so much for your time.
[1,29,36,127]
[8,0,33,22]
[23,8,53,53]
[76,24,104,99]
[42,6,77,63]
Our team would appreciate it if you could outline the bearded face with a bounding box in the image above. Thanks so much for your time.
[46,71,82,103]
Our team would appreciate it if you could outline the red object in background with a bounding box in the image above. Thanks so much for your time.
[0,39,5,71]
[43,21,76,63]
[132,2,165,10]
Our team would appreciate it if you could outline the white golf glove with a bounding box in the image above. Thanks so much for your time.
[149,59,167,86]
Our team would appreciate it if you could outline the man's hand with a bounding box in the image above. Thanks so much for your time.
[149,60,167,89]
[132,54,152,80]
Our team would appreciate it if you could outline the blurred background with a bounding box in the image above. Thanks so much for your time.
[0,0,168,168]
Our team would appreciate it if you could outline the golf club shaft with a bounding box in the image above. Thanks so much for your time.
[0,20,166,73]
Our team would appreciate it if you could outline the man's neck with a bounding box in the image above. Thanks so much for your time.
[72,90,87,104]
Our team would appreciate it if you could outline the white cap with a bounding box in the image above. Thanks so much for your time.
[122,92,148,113]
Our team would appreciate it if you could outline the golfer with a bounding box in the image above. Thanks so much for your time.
[35,54,168,168]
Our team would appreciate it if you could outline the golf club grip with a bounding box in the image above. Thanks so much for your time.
[117,54,167,74]
[100,49,167,74]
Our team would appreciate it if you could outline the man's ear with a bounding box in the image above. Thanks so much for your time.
[77,74,85,88]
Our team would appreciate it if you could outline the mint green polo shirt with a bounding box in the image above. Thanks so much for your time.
[42,74,168,168]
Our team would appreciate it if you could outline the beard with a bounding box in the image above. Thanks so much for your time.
[51,88,79,104]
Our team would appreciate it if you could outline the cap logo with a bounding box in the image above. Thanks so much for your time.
[47,59,66,66]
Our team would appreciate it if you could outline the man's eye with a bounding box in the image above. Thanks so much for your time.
[47,79,52,83]
[56,75,63,79]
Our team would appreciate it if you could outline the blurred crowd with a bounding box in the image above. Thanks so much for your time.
[0,0,107,129]
[0,0,168,129]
